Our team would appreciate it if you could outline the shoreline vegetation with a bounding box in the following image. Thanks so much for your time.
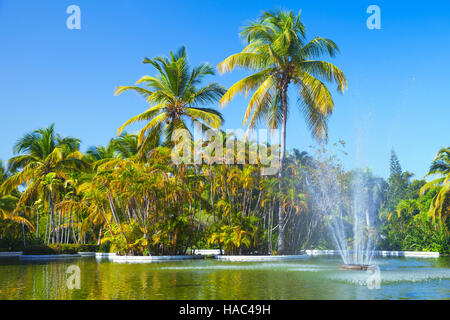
[1,249,443,259]
[0,9,448,257]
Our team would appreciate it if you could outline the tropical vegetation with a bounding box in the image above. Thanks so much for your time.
[0,9,448,255]
[218,9,347,253]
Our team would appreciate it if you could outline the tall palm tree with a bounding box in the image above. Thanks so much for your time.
[115,46,226,147]
[1,125,87,243]
[420,147,450,229]
[218,10,347,253]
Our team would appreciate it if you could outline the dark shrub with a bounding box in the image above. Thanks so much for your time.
[98,241,111,253]
[22,243,100,255]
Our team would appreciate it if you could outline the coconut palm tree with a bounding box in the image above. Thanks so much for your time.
[1,125,87,243]
[420,147,450,229]
[85,141,117,163]
[113,133,141,159]
[115,46,226,147]
[218,9,347,253]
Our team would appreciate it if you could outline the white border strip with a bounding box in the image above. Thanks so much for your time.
[19,254,82,260]
[110,255,204,263]
[192,249,224,255]
[78,252,96,257]
[95,252,117,258]
[0,252,22,257]
[305,250,440,258]
[215,255,308,261]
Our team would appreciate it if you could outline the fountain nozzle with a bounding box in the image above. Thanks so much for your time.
[339,264,376,271]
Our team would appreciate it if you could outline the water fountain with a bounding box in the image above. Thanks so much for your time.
[308,160,379,270]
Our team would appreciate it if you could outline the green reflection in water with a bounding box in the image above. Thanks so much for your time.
[0,257,449,300]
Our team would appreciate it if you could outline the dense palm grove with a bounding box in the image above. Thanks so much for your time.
[0,10,448,255]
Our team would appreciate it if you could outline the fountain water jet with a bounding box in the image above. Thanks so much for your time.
[307,160,380,269]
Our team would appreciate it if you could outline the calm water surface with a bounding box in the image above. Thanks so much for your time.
[0,256,449,299]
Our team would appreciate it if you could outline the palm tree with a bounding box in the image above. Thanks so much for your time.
[0,160,6,185]
[0,160,29,227]
[420,147,450,229]
[218,9,347,253]
[115,46,226,147]
[114,133,141,159]
[86,141,116,162]
[1,125,87,243]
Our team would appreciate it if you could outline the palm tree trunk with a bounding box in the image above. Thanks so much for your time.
[49,192,55,244]
[97,226,103,246]
[21,212,26,247]
[45,211,49,244]
[57,210,61,243]
[276,81,288,254]
[36,208,39,239]
[210,167,215,223]
[64,214,68,244]
[268,205,272,254]
[71,208,78,244]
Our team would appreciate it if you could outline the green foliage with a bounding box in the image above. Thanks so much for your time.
[420,147,450,227]
[77,244,100,252]
[98,241,111,253]
[0,237,25,252]
[2,130,447,255]
[380,152,450,254]
[0,23,447,257]
[22,243,100,255]
[207,216,263,255]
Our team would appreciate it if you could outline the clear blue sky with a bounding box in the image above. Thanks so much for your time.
[1,0,449,179]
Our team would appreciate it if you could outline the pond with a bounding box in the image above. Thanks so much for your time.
[0,256,449,299]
